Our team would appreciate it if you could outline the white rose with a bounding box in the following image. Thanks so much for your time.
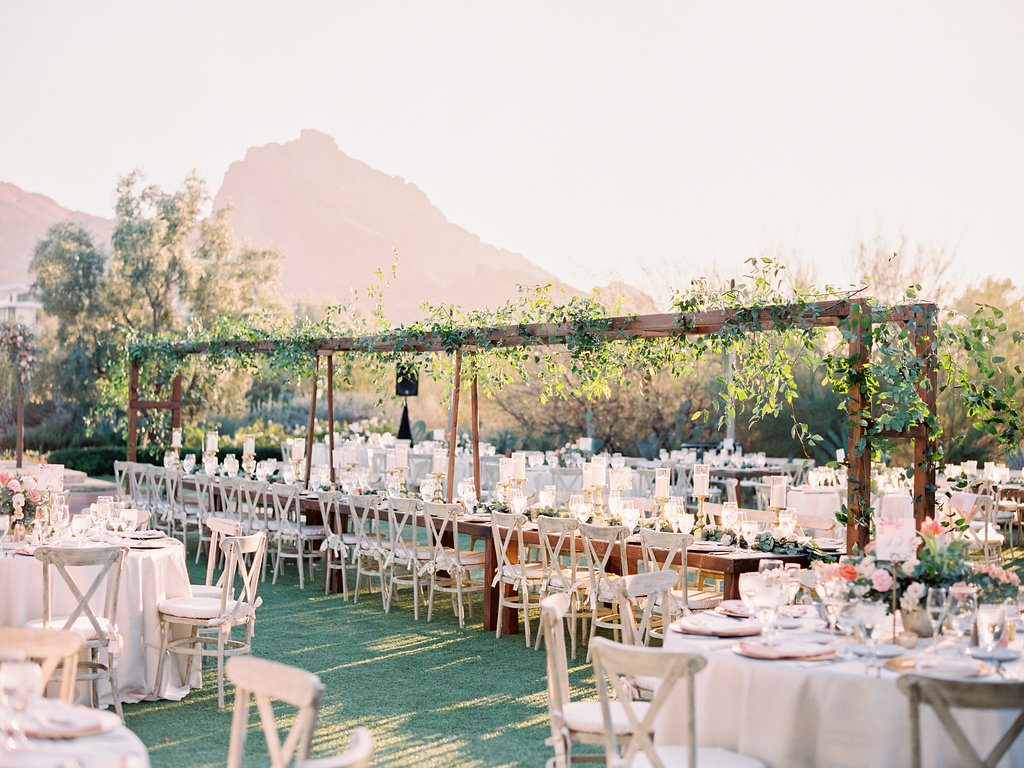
[12,493,24,510]
[21,476,37,492]
[900,559,919,577]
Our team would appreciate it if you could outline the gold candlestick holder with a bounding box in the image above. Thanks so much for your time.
[590,484,607,511]
[430,472,446,503]
[241,453,256,477]
[169,447,181,469]
[202,450,218,473]
[654,495,670,516]
[695,495,712,528]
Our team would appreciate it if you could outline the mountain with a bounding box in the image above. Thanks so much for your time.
[0,182,114,286]
[212,129,579,322]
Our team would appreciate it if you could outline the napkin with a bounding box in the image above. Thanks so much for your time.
[673,614,762,637]
[914,656,986,678]
[735,640,836,660]
[715,600,751,618]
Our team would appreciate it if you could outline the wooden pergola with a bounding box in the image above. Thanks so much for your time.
[126,299,939,550]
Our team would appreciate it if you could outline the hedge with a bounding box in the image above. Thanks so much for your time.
[45,445,285,477]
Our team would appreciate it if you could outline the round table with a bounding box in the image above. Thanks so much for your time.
[0,537,199,704]
[659,612,1024,767]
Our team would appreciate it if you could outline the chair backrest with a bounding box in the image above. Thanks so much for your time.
[34,545,128,644]
[632,468,657,498]
[408,455,432,487]
[0,626,82,704]
[295,728,374,768]
[113,461,130,503]
[590,637,707,768]
[269,483,303,534]
[723,477,739,505]
[161,468,185,518]
[639,528,692,608]
[490,510,529,579]
[421,502,466,571]
[616,570,679,646]
[897,674,1024,768]
[579,522,629,603]
[217,477,245,525]
[549,467,582,495]
[204,516,246,588]
[239,479,270,532]
[135,508,153,530]
[387,496,422,565]
[189,472,216,521]
[347,494,382,551]
[673,464,693,499]
[226,655,325,768]
[317,490,345,549]
[540,593,572,727]
[127,462,151,510]
[218,533,267,619]
[479,456,502,493]
[753,482,771,511]
[537,515,580,595]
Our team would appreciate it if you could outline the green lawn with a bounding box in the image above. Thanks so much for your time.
[123,539,1024,767]
[125,542,598,768]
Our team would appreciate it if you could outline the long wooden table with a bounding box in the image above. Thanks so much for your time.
[179,474,809,636]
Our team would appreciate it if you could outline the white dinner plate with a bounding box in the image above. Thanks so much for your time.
[850,642,904,658]
[967,646,1021,662]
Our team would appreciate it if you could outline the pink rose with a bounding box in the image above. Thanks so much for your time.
[26,490,41,504]
[870,568,893,592]
[6,479,20,492]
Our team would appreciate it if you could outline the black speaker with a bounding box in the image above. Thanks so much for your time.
[396,365,418,397]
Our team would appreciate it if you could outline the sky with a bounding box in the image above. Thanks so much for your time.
[2,1,1023,302]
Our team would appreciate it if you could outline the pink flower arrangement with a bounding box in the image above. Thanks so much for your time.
[920,516,944,537]
[870,568,893,592]
[0,472,48,524]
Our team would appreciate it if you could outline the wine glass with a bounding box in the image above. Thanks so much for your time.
[977,603,1006,658]
[121,509,139,534]
[740,521,759,546]
[568,494,590,523]
[538,485,556,509]
[71,513,90,545]
[0,661,42,749]
[758,558,784,573]
[507,488,528,516]
[855,599,890,673]
[0,515,9,556]
[817,574,849,635]
[925,586,948,639]
[948,584,979,653]
[182,453,196,473]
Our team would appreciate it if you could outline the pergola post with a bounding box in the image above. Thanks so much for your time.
[327,355,336,484]
[471,373,481,501]
[15,383,24,469]
[846,300,873,552]
[446,350,462,503]
[127,361,140,461]
[304,355,319,488]
[912,310,938,526]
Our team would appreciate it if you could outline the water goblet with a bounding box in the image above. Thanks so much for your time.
[0,661,42,749]
[538,485,556,509]
[0,515,9,557]
[948,584,979,653]
[855,599,890,674]
[182,453,196,473]
[507,488,528,516]
[71,513,90,545]
[758,558,784,573]
[121,509,139,534]
[925,586,948,639]
[740,521,760,547]
[977,603,1006,658]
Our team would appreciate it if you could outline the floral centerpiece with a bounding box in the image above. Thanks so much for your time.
[703,524,834,562]
[813,516,1020,624]
[0,471,48,527]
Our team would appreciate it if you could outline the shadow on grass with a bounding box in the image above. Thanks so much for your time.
[126,543,600,768]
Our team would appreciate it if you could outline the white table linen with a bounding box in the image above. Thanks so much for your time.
[659,618,1024,767]
[0,540,200,704]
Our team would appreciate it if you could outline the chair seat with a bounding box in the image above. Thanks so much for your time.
[276,525,327,538]
[341,533,359,545]
[26,616,116,643]
[545,567,586,593]
[630,746,766,768]
[190,584,225,599]
[438,549,486,567]
[499,562,545,583]
[667,588,724,611]
[563,700,651,736]
[158,596,249,620]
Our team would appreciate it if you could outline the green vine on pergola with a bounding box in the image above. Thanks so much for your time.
[119,260,1024,550]
[1,322,36,468]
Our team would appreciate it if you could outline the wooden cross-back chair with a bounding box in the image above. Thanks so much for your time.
[126,462,152,513]
[579,522,629,656]
[270,482,325,590]
[535,515,588,658]
[590,637,766,768]
[347,494,388,607]
[385,496,430,618]
[32,544,128,719]
[156,532,267,708]
[490,510,546,647]
[226,655,325,768]
[112,461,130,504]
[898,674,1024,768]
[317,490,355,599]
[0,626,83,704]
[294,728,374,768]
[615,570,678,647]
[639,528,722,637]
[190,471,218,563]
[540,594,651,768]
[421,501,486,628]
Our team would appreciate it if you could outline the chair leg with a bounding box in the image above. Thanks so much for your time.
[297,541,305,590]
[522,589,532,648]
[273,539,282,584]
[154,621,169,695]
[107,647,124,722]
[427,574,436,622]
[216,628,227,709]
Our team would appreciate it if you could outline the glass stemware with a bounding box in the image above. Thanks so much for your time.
[855,599,890,674]
[925,586,948,639]
[0,661,42,750]
[0,515,9,556]
[947,584,979,654]
[976,603,1006,657]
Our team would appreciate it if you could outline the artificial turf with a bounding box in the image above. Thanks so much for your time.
[123,542,599,768]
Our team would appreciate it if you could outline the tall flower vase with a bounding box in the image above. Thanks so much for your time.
[900,609,934,638]
[11,520,26,543]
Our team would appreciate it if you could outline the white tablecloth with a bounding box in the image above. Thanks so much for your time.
[0,540,199,704]
[13,701,151,767]
[659,621,1024,767]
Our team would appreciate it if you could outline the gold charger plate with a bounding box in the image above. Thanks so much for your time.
[884,654,996,678]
